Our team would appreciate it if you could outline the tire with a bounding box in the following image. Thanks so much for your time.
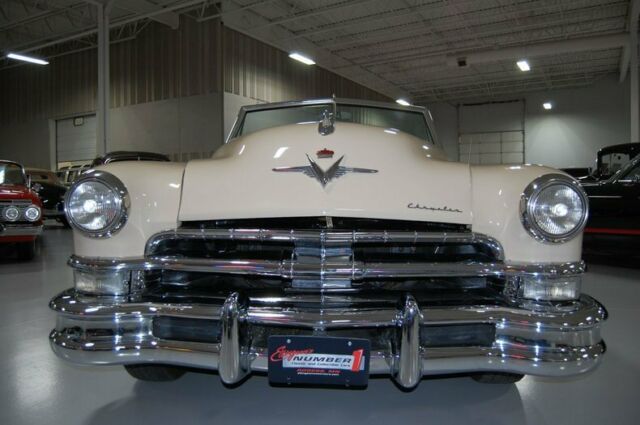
[124,364,187,382]
[471,372,524,384]
[16,240,36,261]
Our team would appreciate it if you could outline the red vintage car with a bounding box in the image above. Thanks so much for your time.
[0,160,43,260]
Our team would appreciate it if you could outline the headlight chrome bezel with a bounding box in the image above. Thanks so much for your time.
[24,205,41,222]
[64,170,130,238]
[520,173,589,244]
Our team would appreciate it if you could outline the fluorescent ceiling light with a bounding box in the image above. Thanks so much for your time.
[7,52,48,65]
[516,60,530,72]
[396,99,411,106]
[289,52,315,65]
[543,102,553,110]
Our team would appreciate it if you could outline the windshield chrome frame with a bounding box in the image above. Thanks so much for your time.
[225,98,439,146]
[0,160,28,186]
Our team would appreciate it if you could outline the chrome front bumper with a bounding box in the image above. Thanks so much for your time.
[0,224,43,237]
[49,289,607,388]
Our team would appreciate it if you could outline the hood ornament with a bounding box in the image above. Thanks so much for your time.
[273,155,377,187]
[318,110,334,136]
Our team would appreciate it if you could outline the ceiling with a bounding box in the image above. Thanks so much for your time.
[0,0,634,104]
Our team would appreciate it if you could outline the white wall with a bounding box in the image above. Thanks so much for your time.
[524,77,629,169]
[0,92,224,167]
[427,75,631,169]
[110,93,224,161]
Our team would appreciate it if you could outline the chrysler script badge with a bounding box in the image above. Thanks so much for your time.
[273,155,378,187]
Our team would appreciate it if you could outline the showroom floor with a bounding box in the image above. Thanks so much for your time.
[1,227,638,425]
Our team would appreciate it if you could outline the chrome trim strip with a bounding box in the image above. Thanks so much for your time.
[144,228,505,261]
[0,224,43,236]
[238,98,427,114]
[68,254,585,280]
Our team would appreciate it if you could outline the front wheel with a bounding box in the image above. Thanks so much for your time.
[124,364,187,382]
[16,240,36,261]
[471,373,524,384]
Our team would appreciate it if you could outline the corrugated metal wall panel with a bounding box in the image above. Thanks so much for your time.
[222,27,389,103]
[0,18,388,127]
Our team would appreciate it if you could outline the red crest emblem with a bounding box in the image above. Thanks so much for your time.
[316,148,334,159]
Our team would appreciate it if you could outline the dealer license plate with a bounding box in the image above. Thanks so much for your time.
[267,336,370,387]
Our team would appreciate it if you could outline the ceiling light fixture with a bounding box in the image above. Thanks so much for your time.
[396,99,411,106]
[516,59,530,72]
[6,52,48,65]
[543,102,553,110]
[289,52,315,65]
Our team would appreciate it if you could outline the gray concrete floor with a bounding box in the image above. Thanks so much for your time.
[1,227,638,425]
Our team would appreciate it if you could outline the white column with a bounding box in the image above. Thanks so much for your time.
[96,1,112,155]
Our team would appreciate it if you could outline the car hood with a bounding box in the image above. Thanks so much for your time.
[0,184,38,201]
[179,122,472,224]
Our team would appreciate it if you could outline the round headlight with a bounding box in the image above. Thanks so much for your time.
[3,206,20,222]
[520,174,588,243]
[24,205,41,222]
[65,170,129,238]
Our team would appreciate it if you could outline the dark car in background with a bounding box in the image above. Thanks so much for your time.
[561,167,592,179]
[579,143,640,182]
[0,160,43,260]
[57,163,91,187]
[26,168,69,227]
[582,155,640,260]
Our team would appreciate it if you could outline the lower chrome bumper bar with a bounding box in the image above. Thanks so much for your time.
[49,289,607,388]
[0,224,43,237]
[43,208,64,217]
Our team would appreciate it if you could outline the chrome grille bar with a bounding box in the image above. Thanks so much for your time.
[68,255,584,280]
[145,228,504,261]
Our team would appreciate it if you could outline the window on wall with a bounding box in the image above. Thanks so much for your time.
[458,100,525,165]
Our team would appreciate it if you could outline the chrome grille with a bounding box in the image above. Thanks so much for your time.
[144,218,504,290]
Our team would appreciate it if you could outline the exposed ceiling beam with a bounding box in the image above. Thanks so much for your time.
[113,0,180,29]
[248,0,374,31]
[0,2,88,32]
[446,33,628,67]
[2,0,207,56]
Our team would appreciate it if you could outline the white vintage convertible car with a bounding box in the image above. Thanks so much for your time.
[50,98,606,389]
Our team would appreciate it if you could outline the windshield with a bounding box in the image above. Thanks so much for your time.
[605,155,640,183]
[0,162,26,185]
[598,152,633,177]
[235,103,433,142]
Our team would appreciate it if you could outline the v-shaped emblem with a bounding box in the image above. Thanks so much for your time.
[273,155,378,187]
